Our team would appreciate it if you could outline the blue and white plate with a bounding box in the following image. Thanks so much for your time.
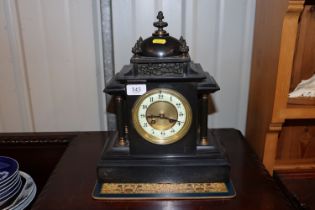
[0,170,19,191]
[0,177,22,206]
[2,171,37,210]
[0,174,19,196]
[0,157,19,186]
[0,171,19,190]
[0,172,19,194]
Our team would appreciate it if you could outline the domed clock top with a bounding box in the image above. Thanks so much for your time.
[114,12,218,82]
[132,11,189,59]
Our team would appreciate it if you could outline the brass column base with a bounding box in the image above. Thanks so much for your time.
[118,138,126,146]
[200,137,208,146]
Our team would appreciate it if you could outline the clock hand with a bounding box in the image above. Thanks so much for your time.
[146,115,160,125]
[146,114,184,123]
[166,117,185,124]
[146,114,161,119]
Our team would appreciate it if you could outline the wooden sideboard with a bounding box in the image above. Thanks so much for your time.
[0,133,74,193]
[246,0,315,174]
[21,129,293,210]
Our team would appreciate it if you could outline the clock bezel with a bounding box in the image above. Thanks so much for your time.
[132,88,192,145]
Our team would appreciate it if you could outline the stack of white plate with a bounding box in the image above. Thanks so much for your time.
[0,156,36,210]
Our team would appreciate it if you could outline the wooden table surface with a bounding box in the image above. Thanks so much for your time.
[275,170,315,210]
[31,129,294,210]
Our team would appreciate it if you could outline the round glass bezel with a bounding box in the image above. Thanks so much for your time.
[132,88,192,145]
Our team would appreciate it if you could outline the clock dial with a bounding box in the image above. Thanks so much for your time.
[132,88,192,145]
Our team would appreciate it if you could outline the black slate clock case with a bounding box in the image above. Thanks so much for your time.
[97,11,230,184]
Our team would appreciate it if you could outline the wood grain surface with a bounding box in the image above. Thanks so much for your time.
[246,0,315,174]
[31,129,294,210]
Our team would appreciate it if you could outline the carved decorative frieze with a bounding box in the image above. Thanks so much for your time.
[137,63,185,75]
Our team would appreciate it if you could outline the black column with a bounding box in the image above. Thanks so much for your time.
[115,96,126,146]
[200,94,208,145]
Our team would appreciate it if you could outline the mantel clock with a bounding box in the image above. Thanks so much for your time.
[97,12,230,184]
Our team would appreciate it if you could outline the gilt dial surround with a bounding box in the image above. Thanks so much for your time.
[132,88,192,145]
